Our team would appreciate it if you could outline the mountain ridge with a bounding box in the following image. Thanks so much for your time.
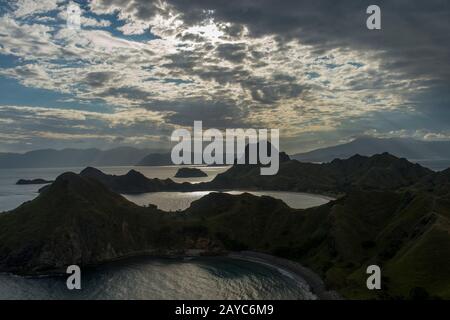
[69,152,433,196]
[292,137,450,166]
[0,147,159,168]
[1,168,449,299]
[206,152,433,195]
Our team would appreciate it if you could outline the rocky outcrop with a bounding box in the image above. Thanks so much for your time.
[16,178,53,185]
[174,167,208,178]
[79,167,191,194]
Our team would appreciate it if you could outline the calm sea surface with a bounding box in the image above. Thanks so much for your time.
[124,190,330,211]
[0,257,315,300]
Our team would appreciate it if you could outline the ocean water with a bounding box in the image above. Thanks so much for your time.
[125,190,331,211]
[0,257,315,300]
[414,159,450,171]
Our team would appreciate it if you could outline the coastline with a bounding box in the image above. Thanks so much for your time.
[2,167,341,296]
[1,249,342,300]
[228,251,342,300]
[213,189,336,202]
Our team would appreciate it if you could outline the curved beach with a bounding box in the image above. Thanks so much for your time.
[229,251,342,300]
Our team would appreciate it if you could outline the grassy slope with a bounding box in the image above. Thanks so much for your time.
[208,154,432,196]
[1,163,449,299]
[0,173,187,273]
[185,191,450,299]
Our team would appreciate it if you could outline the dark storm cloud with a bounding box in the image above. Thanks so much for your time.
[98,86,154,101]
[102,0,449,87]
[169,0,450,82]
[242,75,305,104]
[162,0,449,123]
[144,98,248,128]
[163,49,304,103]
[163,49,250,85]
[162,51,201,70]
[176,32,207,43]
[13,67,39,77]
[91,0,450,129]
[196,64,249,85]
[2,0,449,152]
[84,71,115,88]
[215,43,248,63]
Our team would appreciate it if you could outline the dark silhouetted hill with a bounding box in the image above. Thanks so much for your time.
[66,153,432,196]
[412,168,450,196]
[292,137,450,165]
[0,147,159,168]
[79,167,189,194]
[207,153,432,195]
[174,167,207,178]
[137,141,288,166]
[16,178,53,185]
[0,172,168,273]
[136,152,173,166]
[1,170,449,299]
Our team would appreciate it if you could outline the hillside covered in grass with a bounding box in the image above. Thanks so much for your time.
[74,153,432,197]
[1,154,450,299]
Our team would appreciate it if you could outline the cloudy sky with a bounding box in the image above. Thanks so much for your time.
[0,0,449,153]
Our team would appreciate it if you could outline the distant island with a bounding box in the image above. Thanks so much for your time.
[136,152,173,166]
[174,167,208,178]
[16,178,53,185]
[2,137,450,170]
[292,136,450,167]
[0,147,159,168]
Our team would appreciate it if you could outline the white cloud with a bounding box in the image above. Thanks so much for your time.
[364,129,450,141]
[12,0,61,18]
[0,0,441,151]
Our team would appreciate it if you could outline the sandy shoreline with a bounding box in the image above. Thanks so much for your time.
[1,250,343,300]
[228,251,342,300]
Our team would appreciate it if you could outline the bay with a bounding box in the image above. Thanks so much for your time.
[0,257,315,300]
